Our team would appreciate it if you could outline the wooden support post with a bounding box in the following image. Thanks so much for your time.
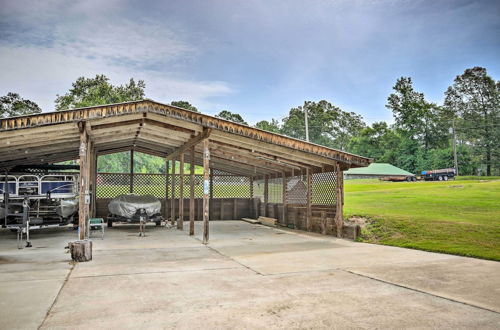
[165,159,169,220]
[78,123,89,241]
[221,198,225,220]
[203,139,210,244]
[170,159,176,226]
[249,176,254,218]
[334,163,344,237]
[282,171,287,226]
[178,153,184,229]
[264,174,269,217]
[129,150,134,193]
[189,146,195,235]
[321,211,327,235]
[92,151,97,217]
[85,140,93,239]
[233,198,237,219]
[306,168,312,232]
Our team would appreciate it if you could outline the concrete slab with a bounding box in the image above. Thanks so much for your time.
[197,221,500,313]
[1,221,499,329]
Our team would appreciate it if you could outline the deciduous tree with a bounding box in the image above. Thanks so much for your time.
[215,110,248,125]
[0,92,41,118]
[55,75,145,110]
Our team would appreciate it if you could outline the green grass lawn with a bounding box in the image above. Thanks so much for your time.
[344,178,500,261]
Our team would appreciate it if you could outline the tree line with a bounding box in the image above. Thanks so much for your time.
[1,67,498,175]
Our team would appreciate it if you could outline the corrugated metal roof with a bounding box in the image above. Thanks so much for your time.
[345,163,414,176]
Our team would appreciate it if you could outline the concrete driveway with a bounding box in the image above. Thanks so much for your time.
[0,221,499,329]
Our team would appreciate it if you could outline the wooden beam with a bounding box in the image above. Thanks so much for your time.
[165,128,211,162]
[178,153,184,230]
[189,146,195,236]
[202,139,210,244]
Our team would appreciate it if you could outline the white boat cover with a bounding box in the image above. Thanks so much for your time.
[108,194,161,218]
[56,199,78,218]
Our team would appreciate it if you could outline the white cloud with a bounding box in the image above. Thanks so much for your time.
[0,46,232,111]
[0,0,232,111]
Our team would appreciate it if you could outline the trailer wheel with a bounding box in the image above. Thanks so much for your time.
[155,221,161,227]
[438,175,443,181]
[412,177,417,182]
[443,176,448,181]
[406,177,411,182]
[107,219,113,228]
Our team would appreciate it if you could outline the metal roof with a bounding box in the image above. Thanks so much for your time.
[344,163,413,176]
[0,99,371,175]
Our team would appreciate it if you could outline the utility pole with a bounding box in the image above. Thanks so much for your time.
[304,107,310,142]
[451,121,458,175]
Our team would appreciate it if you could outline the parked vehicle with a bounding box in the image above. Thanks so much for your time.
[421,168,456,181]
[1,173,79,228]
[107,194,163,227]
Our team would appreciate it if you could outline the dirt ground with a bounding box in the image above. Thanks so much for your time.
[0,221,499,329]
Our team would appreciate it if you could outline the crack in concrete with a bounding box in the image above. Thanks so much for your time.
[38,262,75,330]
[71,266,243,279]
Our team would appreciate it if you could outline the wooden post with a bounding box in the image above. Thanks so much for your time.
[306,168,312,232]
[170,159,176,226]
[321,211,327,235]
[178,153,184,230]
[92,151,97,217]
[233,198,237,219]
[203,139,210,244]
[129,150,134,193]
[264,174,269,217]
[78,123,89,241]
[249,176,254,218]
[221,198,225,220]
[189,146,195,235]
[334,163,344,237]
[165,159,169,220]
[282,171,287,226]
[85,140,93,239]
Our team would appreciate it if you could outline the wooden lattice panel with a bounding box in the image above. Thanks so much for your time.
[311,171,338,205]
[286,175,308,205]
[268,176,283,203]
[133,174,166,198]
[253,178,265,202]
[213,173,251,198]
[96,173,130,198]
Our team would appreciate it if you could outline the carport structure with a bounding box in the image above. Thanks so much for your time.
[0,100,370,243]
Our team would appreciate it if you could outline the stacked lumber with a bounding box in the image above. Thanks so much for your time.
[257,216,277,227]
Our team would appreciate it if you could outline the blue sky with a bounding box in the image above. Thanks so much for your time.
[0,0,498,125]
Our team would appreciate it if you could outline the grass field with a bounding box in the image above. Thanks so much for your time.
[344,177,500,261]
